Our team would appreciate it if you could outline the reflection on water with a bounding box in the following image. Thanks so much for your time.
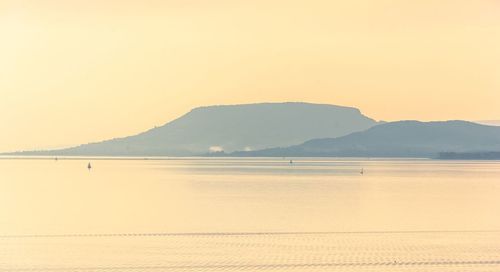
[0,158,499,271]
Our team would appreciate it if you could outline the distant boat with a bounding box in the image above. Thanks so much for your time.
[360,168,364,175]
[87,162,92,170]
[289,160,293,164]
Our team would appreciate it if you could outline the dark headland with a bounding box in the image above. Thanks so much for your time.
[227,120,500,159]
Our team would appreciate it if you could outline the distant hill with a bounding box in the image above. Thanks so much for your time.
[234,121,500,158]
[11,102,377,156]
[474,120,500,126]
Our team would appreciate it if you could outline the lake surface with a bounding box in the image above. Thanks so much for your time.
[1,157,499,271]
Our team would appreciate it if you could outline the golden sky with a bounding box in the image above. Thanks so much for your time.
[1,0,499,152]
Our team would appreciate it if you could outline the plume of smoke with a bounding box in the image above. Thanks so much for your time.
[209,146,224,152]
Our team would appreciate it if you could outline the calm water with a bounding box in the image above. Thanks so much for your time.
[1,157,499,271]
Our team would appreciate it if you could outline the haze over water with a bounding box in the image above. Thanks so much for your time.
[1,158,499,271]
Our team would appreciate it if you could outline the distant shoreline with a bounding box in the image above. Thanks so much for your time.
[0,155,429,161]
[437,152,500,160]
[1,155,499,161]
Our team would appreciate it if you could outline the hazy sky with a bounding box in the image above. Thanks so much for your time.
[1,0,499,152]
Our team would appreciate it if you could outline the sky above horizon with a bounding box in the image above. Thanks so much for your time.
[1,0,500,152]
